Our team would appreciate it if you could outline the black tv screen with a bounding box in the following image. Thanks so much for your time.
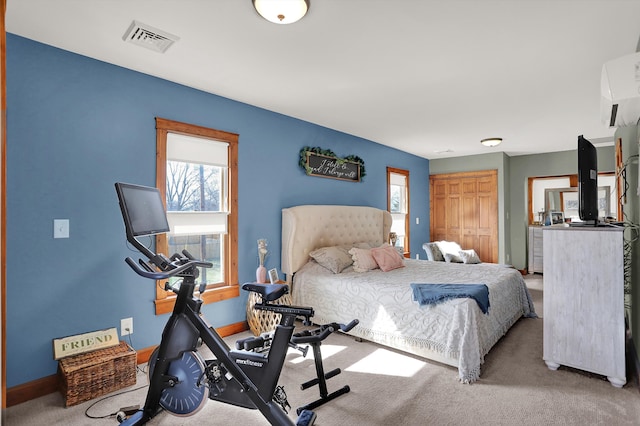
[115,182,170,237]
[577,135,598,222]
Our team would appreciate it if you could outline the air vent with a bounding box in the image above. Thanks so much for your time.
[122,20,179,53]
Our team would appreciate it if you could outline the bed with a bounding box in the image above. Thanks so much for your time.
[281,205,536,383]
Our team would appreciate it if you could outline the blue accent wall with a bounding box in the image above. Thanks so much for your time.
[5,34,430,387]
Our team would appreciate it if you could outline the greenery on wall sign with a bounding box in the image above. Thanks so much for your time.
[299,146,366,182]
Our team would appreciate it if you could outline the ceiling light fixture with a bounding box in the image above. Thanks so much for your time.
[253,0,310,24]
[480,138,502,147]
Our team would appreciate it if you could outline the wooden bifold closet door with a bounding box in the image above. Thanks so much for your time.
[430,170,498,264]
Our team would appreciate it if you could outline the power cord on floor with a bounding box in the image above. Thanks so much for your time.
[123,331,147,375]
[83,384,147,420]
[84,333,148,420]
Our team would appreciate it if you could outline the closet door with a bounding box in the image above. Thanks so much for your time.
[476,174,498,262]
[461,178,478,251]
[429,170,498,263]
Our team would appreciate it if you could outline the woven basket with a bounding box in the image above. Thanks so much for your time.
[246,285,292,336]
[58,341,136,407]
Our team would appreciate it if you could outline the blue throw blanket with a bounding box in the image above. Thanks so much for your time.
[410,283,490,314]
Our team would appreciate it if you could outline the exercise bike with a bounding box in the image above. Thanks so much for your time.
[114,182,316,426]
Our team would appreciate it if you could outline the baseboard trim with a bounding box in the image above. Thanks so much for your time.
[6,374,59,408]
[6,320,248,407]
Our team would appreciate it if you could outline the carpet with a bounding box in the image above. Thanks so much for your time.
[7,278,640,425]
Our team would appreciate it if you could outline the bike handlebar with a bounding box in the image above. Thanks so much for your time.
[124,256,212,280]
[291,327,334,345]
[339,319,359,333]
[290,319,359,344]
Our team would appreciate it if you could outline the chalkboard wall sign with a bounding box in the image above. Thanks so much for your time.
[299,147,365,182]
[306,153,360,181]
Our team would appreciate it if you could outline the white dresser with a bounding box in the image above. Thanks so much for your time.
[527,226,544,273]
[542,226,626,387]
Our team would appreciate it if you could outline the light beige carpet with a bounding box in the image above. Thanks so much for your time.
[7,276,640,425]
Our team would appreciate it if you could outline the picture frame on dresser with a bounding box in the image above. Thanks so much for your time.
[547,210,565,225]
[268,268,279,284]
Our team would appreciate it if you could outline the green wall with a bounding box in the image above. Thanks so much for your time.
[509,146,614,270]
[613,125,639,363]
[430,147,615,270]
[432,138,635,371]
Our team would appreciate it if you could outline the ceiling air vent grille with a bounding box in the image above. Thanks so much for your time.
[122,20,179,53]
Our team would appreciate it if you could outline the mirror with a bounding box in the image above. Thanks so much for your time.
[529,173,618,225]
[544,186,612,222]
[544,187,575,214]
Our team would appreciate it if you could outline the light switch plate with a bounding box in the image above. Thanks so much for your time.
[54,219,69,238]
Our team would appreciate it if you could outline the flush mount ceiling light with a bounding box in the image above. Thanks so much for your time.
[253,0,310,24]
[480,138,502,147]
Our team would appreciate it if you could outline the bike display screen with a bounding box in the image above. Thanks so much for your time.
[115,182,170,237]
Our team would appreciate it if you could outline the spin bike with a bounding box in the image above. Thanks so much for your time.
[114,184,317,425]
[118,247,317,426]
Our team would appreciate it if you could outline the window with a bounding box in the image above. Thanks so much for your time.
[387,167,410,256]
[155,118,239,315]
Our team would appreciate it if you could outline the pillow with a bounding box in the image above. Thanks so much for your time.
[443,252,463,263]
[459,249,481,264]
[348,247,379,272]
[436,241,464,263]
[371,243,405,272]
[309,246,353,273]
[435,240,463,257]
[422,242,444,261]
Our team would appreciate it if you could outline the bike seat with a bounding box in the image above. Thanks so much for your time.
[242,282,289,302]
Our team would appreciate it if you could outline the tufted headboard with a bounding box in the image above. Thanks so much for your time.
[281,205,392,281]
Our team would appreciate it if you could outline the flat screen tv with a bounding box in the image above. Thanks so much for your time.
[577,135,598,223]
[115,182,170,237]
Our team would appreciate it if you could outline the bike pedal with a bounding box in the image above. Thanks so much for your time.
[119,405,140,416]
[273,385,291,413]
[296,409,317,426]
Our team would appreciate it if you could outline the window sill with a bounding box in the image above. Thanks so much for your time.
[154,285,240,315]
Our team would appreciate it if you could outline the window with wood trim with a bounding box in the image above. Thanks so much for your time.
[387,167,410,257]
[154,118,239,315]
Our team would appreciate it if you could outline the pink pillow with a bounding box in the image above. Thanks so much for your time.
[348,247,379,272]
[371,244,405,272]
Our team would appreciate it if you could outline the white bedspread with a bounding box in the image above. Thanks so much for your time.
[292,259,536,383]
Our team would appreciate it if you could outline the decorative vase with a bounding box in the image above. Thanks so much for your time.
[256,265,267,283]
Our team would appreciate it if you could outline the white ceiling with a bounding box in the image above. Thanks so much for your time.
[6,0,640,159]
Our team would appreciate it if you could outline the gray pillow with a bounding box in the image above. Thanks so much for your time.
[459,249,481,264]
[423,242,444,261]
[309,246,353,273]
[444,252,464,263]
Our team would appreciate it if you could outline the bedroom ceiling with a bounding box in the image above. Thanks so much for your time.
[6,0,640,159]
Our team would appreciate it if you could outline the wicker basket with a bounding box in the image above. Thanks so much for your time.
[58,341,136,407]
[246,285,292,336]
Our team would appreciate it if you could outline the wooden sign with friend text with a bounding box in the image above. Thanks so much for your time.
[53,328,120,360]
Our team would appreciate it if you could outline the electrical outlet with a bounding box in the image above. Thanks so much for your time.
[121,317,133,336]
